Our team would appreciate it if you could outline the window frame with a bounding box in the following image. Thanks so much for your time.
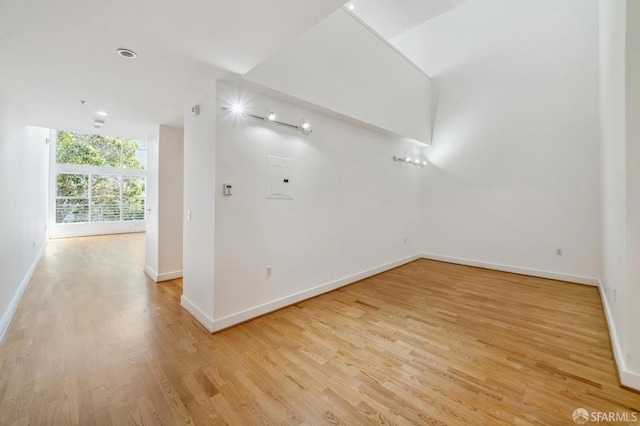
[55,158,147,225]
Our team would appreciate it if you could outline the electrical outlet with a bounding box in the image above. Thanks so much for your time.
[266,266,272,278]
[556,248,563,256]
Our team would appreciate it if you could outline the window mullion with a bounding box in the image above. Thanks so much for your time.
[120,176,124,221]
[88,173,93,222]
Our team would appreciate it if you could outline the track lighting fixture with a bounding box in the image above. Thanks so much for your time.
[222,106,313,135]
[393,155,427,167]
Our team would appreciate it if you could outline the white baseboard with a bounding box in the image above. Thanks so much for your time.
[0,240,48,343]
[598,281,640,391]
[144,266,183,283]
[144,265,158,282]
[157,270,183,282]
[49,222,145,239]
[180,295,215,332]
[211,254,421,332]
[421,252,599,286]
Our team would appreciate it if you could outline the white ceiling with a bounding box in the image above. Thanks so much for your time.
[0,0,345,139]
[349,0,470,39]
[389,0,563,77]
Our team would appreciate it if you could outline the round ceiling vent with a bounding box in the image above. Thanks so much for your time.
[116,48,137,59]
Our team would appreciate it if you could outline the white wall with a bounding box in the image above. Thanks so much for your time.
[158,126,184,279]
[624,0,640,379]
[599,0,628,370]
[212,81,423,330]
[415,0,601,283]
[181,87,217,330]
[0,78,49,339]
[244,9,432,144]
[145,127,160,276]
[598,0,640,390]
[145,125,184,282]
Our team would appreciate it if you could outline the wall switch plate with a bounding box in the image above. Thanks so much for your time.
[223,183,232,196]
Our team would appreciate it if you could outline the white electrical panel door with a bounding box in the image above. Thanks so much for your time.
[266,155,294,199]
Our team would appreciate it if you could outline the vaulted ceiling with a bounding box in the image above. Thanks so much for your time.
[0,0,345,138]
[0,0,478,139]
[349,0,470,39]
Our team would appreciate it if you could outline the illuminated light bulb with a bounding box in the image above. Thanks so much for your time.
[231,104,244,114]
[267,112,276,121]
[300,120,310,130]
[347,4,355,10]
[405,157,411,163]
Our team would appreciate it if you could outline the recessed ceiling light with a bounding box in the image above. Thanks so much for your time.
[116,48,137,59]
[79,99,86,105]
[347,4,355,10]
[96,111,109,117]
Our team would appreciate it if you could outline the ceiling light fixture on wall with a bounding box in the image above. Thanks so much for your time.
[299,119,311,135]
[393,155,426,167]
[116,48,137,59]
[222,106,313,135]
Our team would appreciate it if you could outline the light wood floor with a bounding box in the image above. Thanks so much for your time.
[0,233,638,425]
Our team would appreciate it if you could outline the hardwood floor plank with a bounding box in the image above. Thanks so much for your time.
[1,233,639,425]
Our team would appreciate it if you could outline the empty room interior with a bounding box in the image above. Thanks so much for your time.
[1,0,640,424]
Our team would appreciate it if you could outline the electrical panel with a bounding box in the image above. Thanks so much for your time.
[266,155,294,199]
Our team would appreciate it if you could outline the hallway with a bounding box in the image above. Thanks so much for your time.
[0,233,186,424]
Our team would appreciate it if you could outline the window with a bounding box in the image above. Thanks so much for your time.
[54,131,147,224]
[91,175,121,222]
[55,173,146,224]
[56,131,147,169]
[123,176,146,221]
[56,173,89,223]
